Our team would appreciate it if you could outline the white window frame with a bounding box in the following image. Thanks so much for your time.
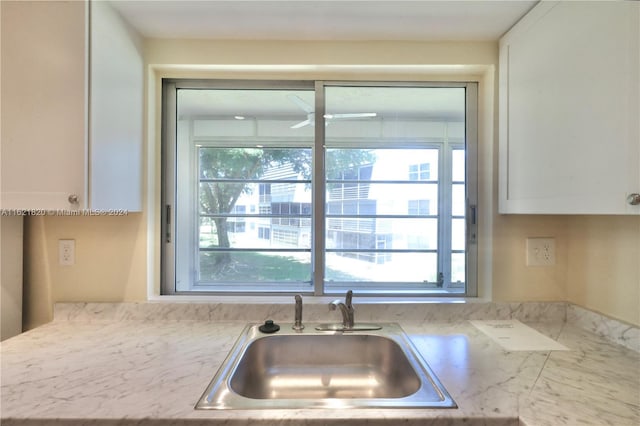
[162,79,478,297]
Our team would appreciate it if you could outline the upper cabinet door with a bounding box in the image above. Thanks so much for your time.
[0,1,87,210]
[0,1,143,212]
[499,1,639,215]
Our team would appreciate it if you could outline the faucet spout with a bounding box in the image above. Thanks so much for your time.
[317,290,382,332]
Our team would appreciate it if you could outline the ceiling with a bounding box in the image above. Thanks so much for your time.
[109,0,538,41]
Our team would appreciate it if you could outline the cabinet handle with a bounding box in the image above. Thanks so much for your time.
[627,193,640,206]
[68,194,79,205]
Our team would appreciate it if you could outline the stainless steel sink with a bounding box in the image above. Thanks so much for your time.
[196,323,457,409]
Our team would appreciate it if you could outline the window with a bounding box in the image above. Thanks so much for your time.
[409,163,431,181]
[163,80,477,296]
[408,200,430,215]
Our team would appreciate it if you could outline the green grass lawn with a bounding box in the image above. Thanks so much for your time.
[200,251,357,282]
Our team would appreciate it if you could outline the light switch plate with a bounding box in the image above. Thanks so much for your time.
[526,237,555,266]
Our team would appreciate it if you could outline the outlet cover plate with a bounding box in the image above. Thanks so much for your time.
[526,237,556,266]
[58,239,75,266]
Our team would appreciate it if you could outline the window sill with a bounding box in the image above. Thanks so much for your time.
[148,294,487,305]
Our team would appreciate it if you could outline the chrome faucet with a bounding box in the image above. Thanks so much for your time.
[329,290,355,329]
[293,294,304,331]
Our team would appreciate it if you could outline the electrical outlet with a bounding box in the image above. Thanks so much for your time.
[59,239,75,266]
[526,237,556,266]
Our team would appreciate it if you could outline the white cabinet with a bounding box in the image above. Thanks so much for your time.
[89,1,143,211]
[0,1,142,211]
[499,1,639,215]
[1,1,86,210]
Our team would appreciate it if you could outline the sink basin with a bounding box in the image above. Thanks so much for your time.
[230,334,419,399]
[196,323,457,409]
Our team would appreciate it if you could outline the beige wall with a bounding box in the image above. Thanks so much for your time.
[567,216,640,326]
[22,38,639,328]
[491,215,568,302]
[145,39,497,68]
[23,215,147,329]
[490,213,640,326]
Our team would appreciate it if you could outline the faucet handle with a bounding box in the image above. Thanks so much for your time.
[345,290,353,309]
[293,294,304,331]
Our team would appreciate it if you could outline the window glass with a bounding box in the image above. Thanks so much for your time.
[174,88,314,292]
[164,81,476,296]
[324,86,465,294]
[452,149,466,182]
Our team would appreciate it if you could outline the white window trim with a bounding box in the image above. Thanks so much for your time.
[145,65,494,303]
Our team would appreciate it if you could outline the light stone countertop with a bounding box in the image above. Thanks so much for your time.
[0,302,638,426]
